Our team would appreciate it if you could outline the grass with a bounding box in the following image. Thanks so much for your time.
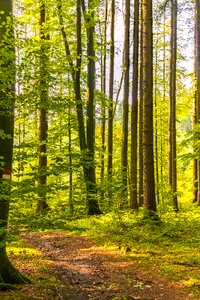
[6,202,200,298]
[48,205,200,297]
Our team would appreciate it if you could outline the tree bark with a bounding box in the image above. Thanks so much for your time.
[100,0,108,202]
[130,0,139,210]
[121,0,130,205]
[84,0,101,215]
[139,0,144,207]
[142,0,157,213]
[154,9,160,204]
[169,0,178,211]
[160,10,167,202]
[107,0,115,202]
[37,2,49,212]
[195,0,200,205]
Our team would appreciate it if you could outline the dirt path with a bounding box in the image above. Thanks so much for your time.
[12,231,194,300]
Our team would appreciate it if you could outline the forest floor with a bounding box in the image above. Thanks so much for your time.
[0,231,198,300]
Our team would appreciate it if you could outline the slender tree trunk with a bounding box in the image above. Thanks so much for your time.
[160,10,167,201]
[194,1,198,203]
[107,0,115,202]
[169,0,178,211]
[68,106,74,214]
[100,0,108,202]
[193,92,198,202]
[85,0,102,215]
[154,11,160,204]
[142,0,157,213]
[0,0,30,287]
[139,0,144,207]
[195,0,200,205]
[130,0,139,210]
[37,2,49,212]
[121,0,130,204]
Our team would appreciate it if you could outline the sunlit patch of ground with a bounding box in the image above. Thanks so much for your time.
[0,232,196,300]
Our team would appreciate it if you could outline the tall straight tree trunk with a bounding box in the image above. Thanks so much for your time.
[0,0,30,287]
[154,11,160,204]
[160,10,167,201]
[169,0,178,211]
[139,1,144,207]
[107,0,115,202]
[193,93,198,203]
[142,0,157,213]
[195,0,200,205]
[68,106,74,214]
[121,0,130,204]
[130,0,139,210]
[194,1,198,203]
[66,76,74,214]
[37,2,49,212]
[85,0,102,215]
[100,0,108,202]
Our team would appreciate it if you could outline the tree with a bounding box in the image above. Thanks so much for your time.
[195,0,200,205]
[142,0,157,213]
[107,0,115,201]
[169,0,178,211]
[83,0,102,214]
[154,6,160,204]
[139,0,144,207]
[130,0,139,210]
[121,0,130,204]
[37,1,49,212]
[100,0,108,202]
[0,0,30,287]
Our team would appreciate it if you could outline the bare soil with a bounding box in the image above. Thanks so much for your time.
[0,231,198,300]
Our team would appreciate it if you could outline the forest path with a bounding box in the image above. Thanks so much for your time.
[2,231,196,300]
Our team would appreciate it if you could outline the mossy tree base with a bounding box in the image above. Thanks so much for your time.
[0,246,31,289]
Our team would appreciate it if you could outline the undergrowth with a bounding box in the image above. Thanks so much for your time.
[8,202,200,297]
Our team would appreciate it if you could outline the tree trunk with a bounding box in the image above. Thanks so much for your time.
[160,10,167,201]
[195,0,200,205]
[142,0,157,213]
[0,0,30,287]
[130,0,139,210]
[100,0,108,202]
[194,0,198,203]
[169,0,178,211]
[107,0,115,203]
[85,0,101,215]
[139,1,144,207]
[154,10,160,204]
[121,0,130,205]
[37,2,49,212]
[68,104,74,214]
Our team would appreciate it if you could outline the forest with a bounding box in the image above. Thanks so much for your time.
[0,0,200,299]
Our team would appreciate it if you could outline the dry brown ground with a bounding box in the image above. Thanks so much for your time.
[0,231,198,300]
